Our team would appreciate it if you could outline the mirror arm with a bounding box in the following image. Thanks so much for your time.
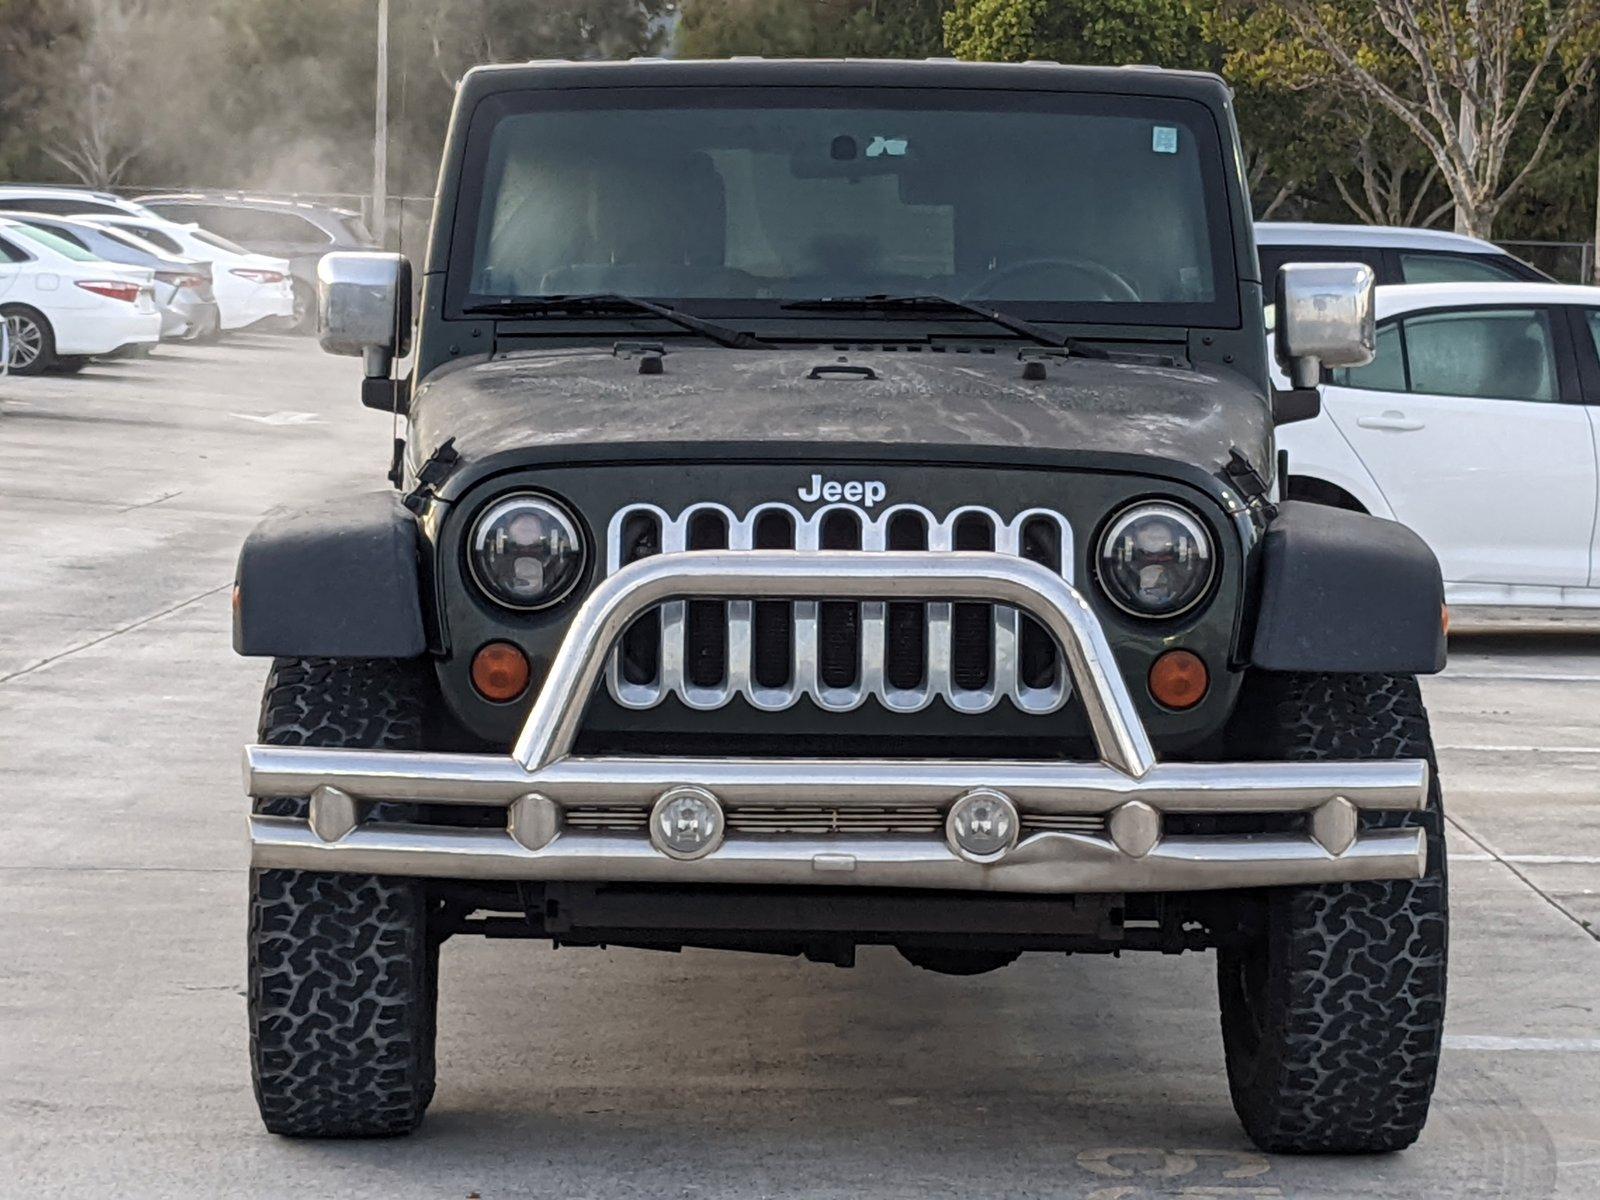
[1287,355,1321,390]
[362,344,394,380]
[359,343,407,414]
[1271,385,1320,425]
[361,376,408,414]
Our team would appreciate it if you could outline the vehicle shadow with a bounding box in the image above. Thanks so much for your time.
[255,943,1557,1198]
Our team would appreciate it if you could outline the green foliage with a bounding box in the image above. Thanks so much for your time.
[944,0,1206,67]
[0,0,1592,246]
[677,0,945,58]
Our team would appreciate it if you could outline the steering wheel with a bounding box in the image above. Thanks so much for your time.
[963,258,1141,303]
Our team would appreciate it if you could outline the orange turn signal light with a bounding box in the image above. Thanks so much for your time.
[1149,649,1208,710]
[471,641,531,702]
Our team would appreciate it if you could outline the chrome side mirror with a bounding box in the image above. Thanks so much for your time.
[317,251,412,376]
[1274,262,1375,389]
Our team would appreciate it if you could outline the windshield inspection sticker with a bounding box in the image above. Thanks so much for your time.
[1152,125,1179,154]
[866,136,908,158]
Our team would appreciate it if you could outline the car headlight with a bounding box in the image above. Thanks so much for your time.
[468,494,586,610]
[1097,502,1215,618]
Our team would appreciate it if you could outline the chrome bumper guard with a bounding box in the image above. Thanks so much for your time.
[247,552,1429,893]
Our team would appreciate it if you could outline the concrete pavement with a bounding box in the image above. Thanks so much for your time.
[1,338,1596,1198]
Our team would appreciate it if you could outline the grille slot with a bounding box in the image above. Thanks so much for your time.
[564,806,1106,837]
[1020,813,1110,835]
[605,501,1074,713]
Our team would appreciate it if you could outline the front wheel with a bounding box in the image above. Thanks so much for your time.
[1217,671,1447,1154]
[249,657,440,1137]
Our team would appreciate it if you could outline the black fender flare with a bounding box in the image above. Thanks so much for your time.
[233,491,427,658]
[1250,500,1446,674]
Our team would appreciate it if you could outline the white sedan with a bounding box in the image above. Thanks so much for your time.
[85,216,295,333]
[0,217,161,374]
[1278,281,1600,608]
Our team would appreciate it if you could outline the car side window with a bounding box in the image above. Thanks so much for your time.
[242,210,330,243]
[1584,309,1600,362]
[188,206,329,245]
[1329,321,1405,391]
[150,204,203,224]
[1258,245,1385,289]
[128,226,182,255]
[0,235,30,263]
[49,227,90,251]
[1403,308,1558,403]
[4,197,125,216]
[1398,251,1522,284]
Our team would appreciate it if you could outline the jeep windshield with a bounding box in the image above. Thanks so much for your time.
[448,87,1242,330]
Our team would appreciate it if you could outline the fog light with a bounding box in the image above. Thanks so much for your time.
[649,786,725,860]
[472,641,531,702]
[1148,649,1208,710]
[946,788,1019,863]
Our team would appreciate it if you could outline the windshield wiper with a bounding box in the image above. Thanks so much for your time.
[463,293,769,350]
[780,293,1099,352]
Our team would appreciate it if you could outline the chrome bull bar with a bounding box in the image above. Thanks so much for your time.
[247,551,1431,893]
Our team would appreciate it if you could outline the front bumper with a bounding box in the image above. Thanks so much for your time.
[247,552,1430,894]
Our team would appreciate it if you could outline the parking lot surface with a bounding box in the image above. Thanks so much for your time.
[2,338,1598,1198]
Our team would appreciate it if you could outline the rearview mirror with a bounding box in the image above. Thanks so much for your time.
[1273,262,1374,389]
[318,251,412,376]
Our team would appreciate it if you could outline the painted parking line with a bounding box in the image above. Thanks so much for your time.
[1445,1036,1600,1052]
[1439,744,1600,754]
[1440,672,1600,682]
[1450,853,1600,865]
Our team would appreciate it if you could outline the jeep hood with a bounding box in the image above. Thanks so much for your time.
[408,345,1270,496]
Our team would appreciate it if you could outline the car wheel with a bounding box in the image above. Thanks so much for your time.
[291,281,317,335]
[1,306,56,376]
[250,656,440,1137]
[1217,670,1447,1154]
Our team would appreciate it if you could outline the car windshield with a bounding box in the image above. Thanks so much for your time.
[11,223,98,261]
[453,88,1238,327]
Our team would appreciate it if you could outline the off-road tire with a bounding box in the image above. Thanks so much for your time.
[249,657,439,1137]
[1217,671,1447,1155]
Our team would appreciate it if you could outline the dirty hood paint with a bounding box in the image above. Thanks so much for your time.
[408,345,1271,484]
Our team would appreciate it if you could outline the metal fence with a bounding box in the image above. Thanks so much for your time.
[76,183,1600,288]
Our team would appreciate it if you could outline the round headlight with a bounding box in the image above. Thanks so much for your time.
[468,494,585,610]
[1097,502,1215,618]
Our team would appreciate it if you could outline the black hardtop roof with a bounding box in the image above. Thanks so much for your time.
[458,57,1232,106]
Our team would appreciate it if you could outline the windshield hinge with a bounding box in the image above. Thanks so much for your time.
[387,437,406,488]
[402,437,460,514]
[1223,448,1276,519]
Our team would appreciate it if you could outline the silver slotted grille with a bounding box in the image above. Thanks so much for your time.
[565,805,1107,837]
[604,502,1075,714]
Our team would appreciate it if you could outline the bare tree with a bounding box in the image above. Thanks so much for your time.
[34,0,215,188]
[1329,101,1454,227]
[1280,0,1600,238]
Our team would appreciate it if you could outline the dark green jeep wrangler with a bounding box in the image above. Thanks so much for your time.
[235,58,1448,1153]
